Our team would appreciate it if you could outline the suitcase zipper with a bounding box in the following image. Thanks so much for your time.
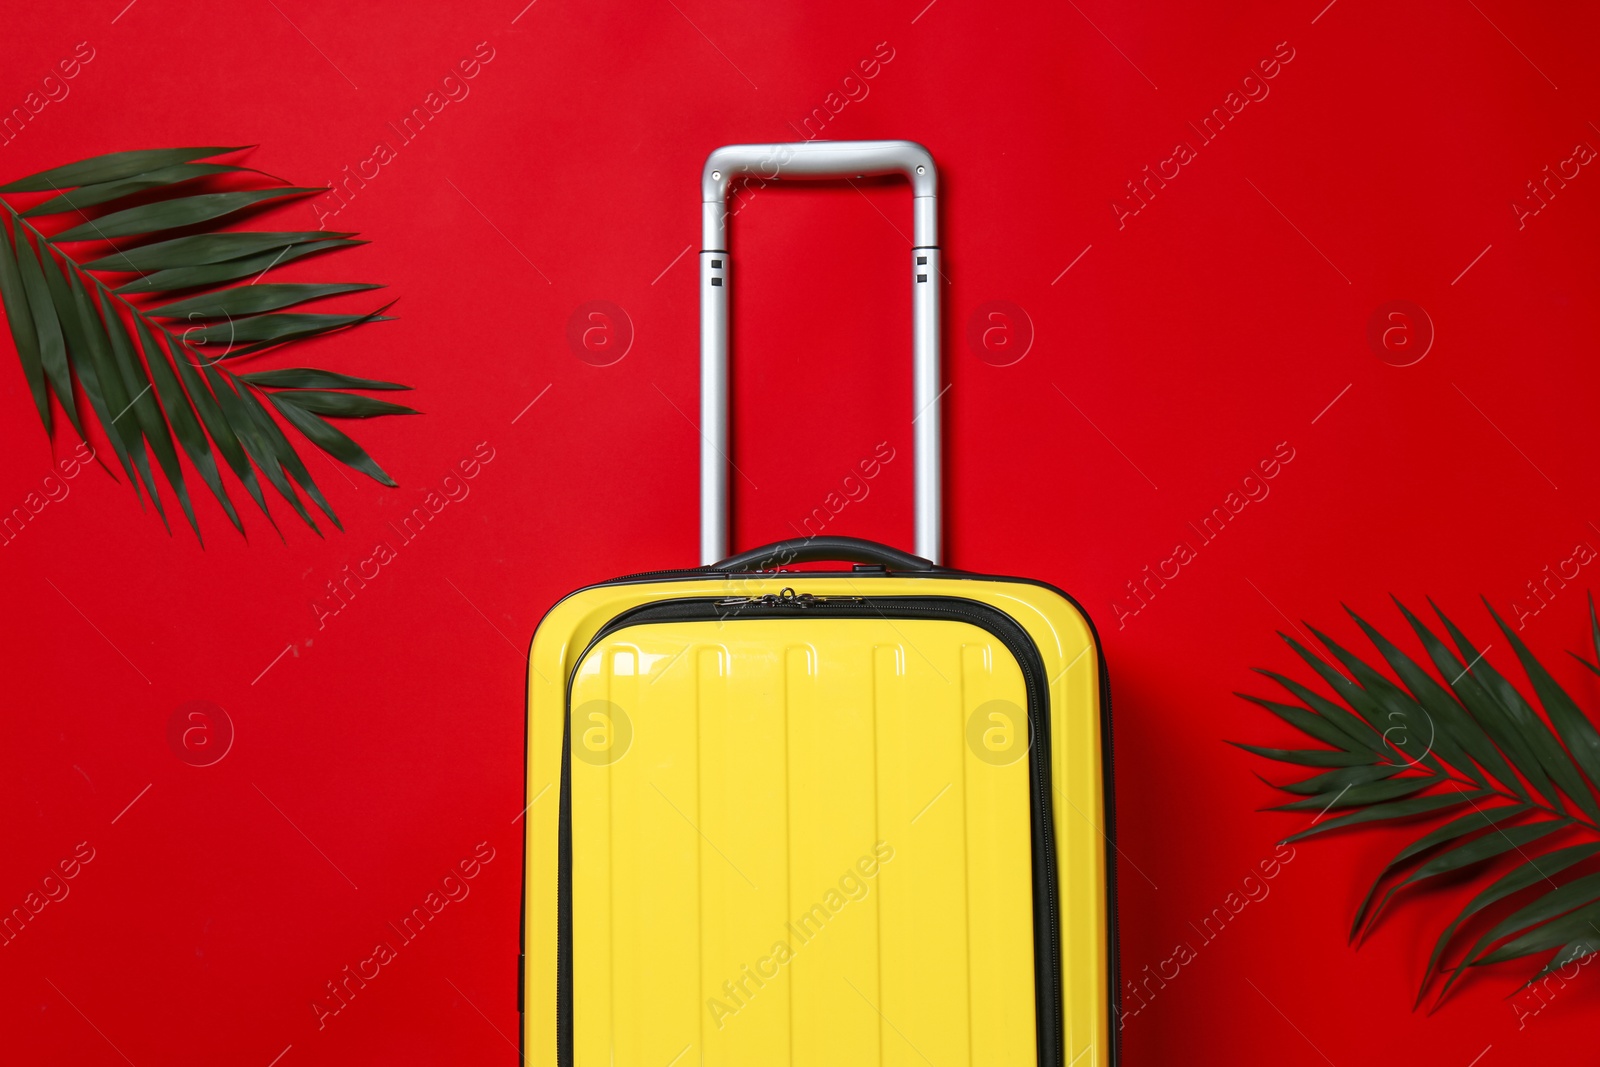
[713,587,865,609]
[558,594,1065,1067]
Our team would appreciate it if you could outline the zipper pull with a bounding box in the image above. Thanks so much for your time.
[712,593,789,607]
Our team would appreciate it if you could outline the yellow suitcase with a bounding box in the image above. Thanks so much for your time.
[523,141,1118,1067]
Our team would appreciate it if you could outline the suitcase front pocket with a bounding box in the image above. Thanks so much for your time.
[558,597,1062,1067]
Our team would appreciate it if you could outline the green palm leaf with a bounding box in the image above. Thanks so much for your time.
[1364,818,1569,936]
[64,267,143,493]
[1397,598,1563,811]
[1225,743,1375,768]
[1349,802,1531,941]
[1280,790,1487,845]
[1236,691,1374,753]
[1256,667,1388,751]
[0,219,49,429]
[1488,600,1600,793]
[1418,843,1600,1006]
[115,239,365,295]
[13,224,79,436]
[1241,599,1600,1008]
[51,187,326,242]
[1268,776,1437,812]
[183,306,393,352]
[82,229,352,271]
[1443,877,1600,997]
[1267,763,1401,796]
[267,390,398,486]
[1435,600,1600,823]
[237,367,408,391]
[151,282,381,320]
[0,146,249,192]
[20,163,248,217]
[0,146,414,540]
[1349,606,1522,797]
[1284,632,1444,773]
[1515,938,1600,995]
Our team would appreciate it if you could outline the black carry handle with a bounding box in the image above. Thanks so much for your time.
[716,536,940,573]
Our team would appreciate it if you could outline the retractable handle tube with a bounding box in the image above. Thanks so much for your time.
[698,139,943,565]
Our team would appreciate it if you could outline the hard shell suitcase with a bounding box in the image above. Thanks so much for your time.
[523,140,1119,1067]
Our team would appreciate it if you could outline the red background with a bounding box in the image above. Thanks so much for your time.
[3,0,1599,1064]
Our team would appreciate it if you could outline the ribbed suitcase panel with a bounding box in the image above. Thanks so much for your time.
[571,618,1036,1066]
[873,635,968,1066]
[961,643,1041,1055]
[698,642,793,1064]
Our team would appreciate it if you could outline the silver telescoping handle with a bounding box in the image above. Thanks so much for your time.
[698,140,942,565]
